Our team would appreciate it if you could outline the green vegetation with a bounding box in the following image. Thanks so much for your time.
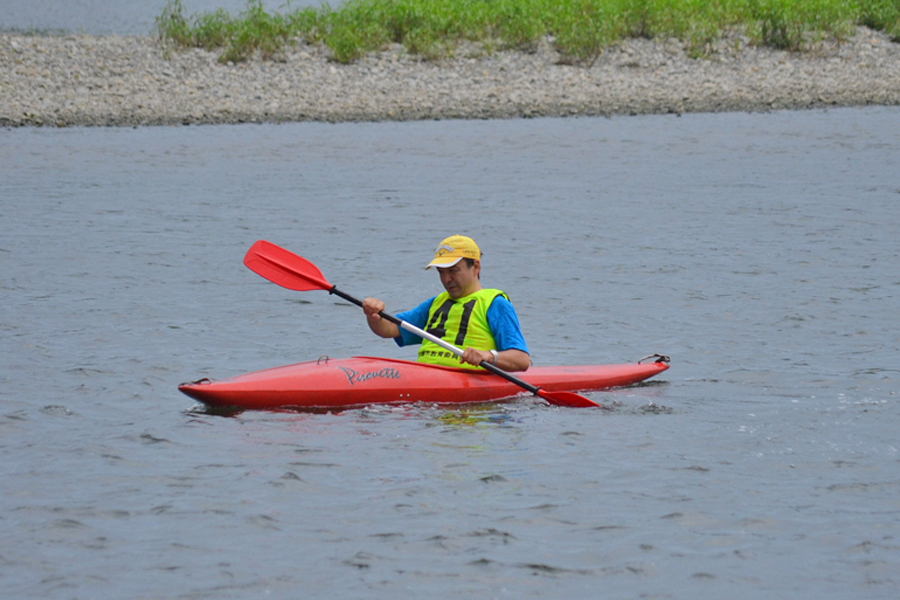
[155,0,900,64]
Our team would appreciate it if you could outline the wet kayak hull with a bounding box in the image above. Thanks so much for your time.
[179,356,669,410]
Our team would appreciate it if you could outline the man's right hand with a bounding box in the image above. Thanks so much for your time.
[363,297,400,339]
[362,297,385,320]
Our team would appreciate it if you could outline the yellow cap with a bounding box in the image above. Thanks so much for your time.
[425,235,481,269]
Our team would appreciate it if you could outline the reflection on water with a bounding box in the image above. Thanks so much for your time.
[1,107,899,599]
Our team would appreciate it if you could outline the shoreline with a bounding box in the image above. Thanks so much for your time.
[3,28,900,127]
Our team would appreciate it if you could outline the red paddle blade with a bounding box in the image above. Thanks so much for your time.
[538,390,605,409]
[243,240,332,292]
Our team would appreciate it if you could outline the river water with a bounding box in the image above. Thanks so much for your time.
[0,0,317,36]
[2,108,899,598]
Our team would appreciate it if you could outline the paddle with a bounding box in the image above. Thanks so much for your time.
[243,240,602,408]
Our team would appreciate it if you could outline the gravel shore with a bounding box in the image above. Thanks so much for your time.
[3,27,899,127]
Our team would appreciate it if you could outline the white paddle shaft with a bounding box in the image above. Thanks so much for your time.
[399,320,466,357]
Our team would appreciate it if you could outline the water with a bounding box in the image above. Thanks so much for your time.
[0,0,319,36]
[2,108,899,599]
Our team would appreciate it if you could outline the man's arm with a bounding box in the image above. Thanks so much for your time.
[462,295,530,372]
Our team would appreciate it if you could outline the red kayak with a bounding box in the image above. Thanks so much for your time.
[179,355,670,410]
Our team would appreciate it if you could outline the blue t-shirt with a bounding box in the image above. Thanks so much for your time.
[393,295,529,354]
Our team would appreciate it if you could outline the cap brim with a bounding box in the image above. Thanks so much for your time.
[425,256,463,270]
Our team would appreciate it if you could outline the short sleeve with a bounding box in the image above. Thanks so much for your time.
[393,297,435,347]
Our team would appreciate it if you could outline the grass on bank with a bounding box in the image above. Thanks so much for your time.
[155,0,900,64]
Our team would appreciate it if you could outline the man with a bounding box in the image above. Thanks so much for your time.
[362,235,530,372]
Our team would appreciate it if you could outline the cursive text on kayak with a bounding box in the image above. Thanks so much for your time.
[337,366,402,386]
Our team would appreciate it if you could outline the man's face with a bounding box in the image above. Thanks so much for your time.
[437,260,480,299]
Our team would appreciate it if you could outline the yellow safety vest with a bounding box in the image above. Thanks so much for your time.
[417,289,508,369]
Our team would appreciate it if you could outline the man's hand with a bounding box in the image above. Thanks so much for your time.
[460,347,492,367]
[362,297,399,338]
[362,297,385,320]
[460,347,530,372]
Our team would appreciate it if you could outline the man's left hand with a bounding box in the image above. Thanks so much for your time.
[460,347,491,367]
